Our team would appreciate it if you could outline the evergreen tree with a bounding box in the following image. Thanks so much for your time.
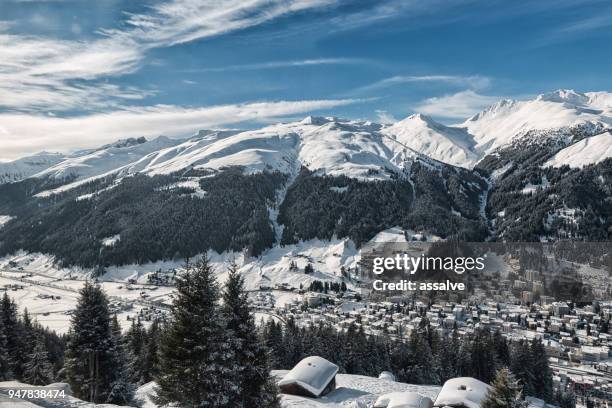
[221,261,280,408]
[156,257,238,407]
[140,319,161,383]
[125,317,146,384]
[554,389,577,408]
[482,368,528,408]
[106,315,135,405]
[530,338,553,402]
[0,308,11,380]
[23,335,54,385]
[510,340,535,397]
[64,281,121,403]
[1,292,25,379]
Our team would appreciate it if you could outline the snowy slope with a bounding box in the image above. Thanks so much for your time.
[543,130,612,168]
[382,114,479,168]
[32,136,183,182]
[0,152,65,185]
[461,90,612,155]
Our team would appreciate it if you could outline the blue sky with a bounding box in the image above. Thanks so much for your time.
[1,0,612,159]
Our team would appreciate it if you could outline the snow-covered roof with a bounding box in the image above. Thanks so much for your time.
[374,392,434,408]
[378,371,396,381]
[278,356,339,397]
[433,377,491,408]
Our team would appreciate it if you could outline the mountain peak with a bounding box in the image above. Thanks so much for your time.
[537,89,589,105]
[300,116,337,126]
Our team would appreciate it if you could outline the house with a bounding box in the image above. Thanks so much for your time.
[278,356,339,398]
[433,377,491,408]
[374,392,433,408]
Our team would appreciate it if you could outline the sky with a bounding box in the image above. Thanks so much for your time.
[1,0,612,160]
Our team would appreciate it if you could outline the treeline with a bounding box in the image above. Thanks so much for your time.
[0,168,285,268]
[263,317,574,407]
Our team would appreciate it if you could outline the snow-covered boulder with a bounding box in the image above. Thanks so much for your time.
[378,371,396,382]
[278,356,339,398]
[374,391,434,408]
[432,377,491,408]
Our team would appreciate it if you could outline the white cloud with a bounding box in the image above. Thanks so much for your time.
[354,75,491,94]
[0,98,361,160]
[115,0,340,46]
[375,110,397,124]
[0,0,342,112]
[191,58,368,73]
[413,90,500,119]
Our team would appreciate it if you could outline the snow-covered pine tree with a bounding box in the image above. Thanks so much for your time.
[221,261,280,408]
[125,317,146,384]
[64,281,119,403]
[106,315,135,405]
[140,319,161,383]
[264,319,284,368]
[155,256,238,408]
[481,367,528,408]
[0,307,11,380]
[1,292,25,379]
[23,335,54,385]
[510,340,535,397]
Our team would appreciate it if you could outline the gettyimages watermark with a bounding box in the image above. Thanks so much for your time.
[359,241,610,303]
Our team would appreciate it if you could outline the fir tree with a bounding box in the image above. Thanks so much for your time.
[221,261,280,408]
[106,315,135,405]
[482,368,528,408]
[140,319,161,383]
[155,256,238,407]
[1,292,25,379]
[530,338,553,402]
[64,281,120,403]
[554,389,577,408]
[0,308,11,380]
[23,335,54,385]
[510,340,535,397]
[125,317,146,384]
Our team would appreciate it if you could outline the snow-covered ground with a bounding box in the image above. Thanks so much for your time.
[0,376,441,408]
[274,372,441,408]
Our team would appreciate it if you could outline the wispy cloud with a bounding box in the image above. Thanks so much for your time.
[186,58,370,73]
[413,90,500,119]
[351,74,491,95]
[375,110,397,124]
[0,98,361,160]
[0,0,343,112]
[533,11,612,47]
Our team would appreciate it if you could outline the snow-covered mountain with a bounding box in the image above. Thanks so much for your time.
[382,113,479,167]
[462,89,612,157]
[29,116,444,198]
[0,152,65,184]
[0,89,611,269]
